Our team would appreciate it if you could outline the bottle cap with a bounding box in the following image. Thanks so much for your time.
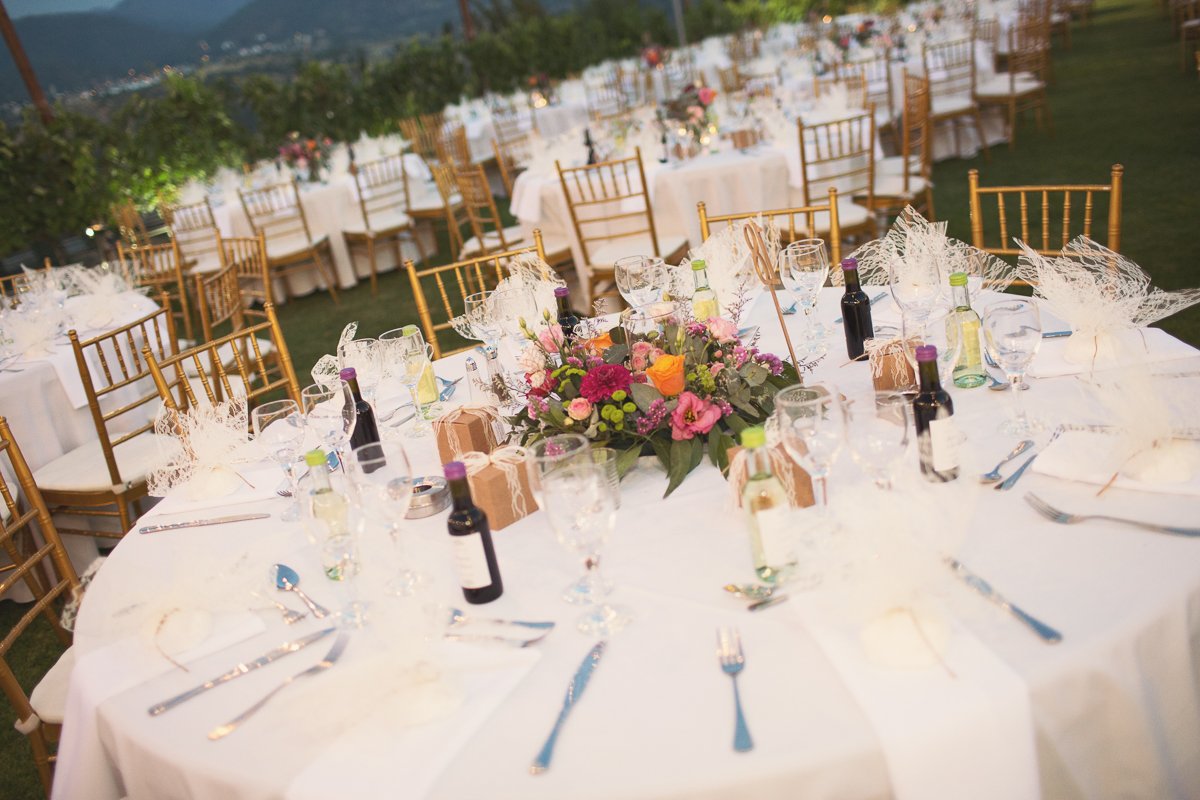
[841,257,858,271]
[338,367,356,381]
[444,460,466,480]
[740,426,766,448]
[915,345,938,363]
[948,271,968,286]
[304,449,327,467]
[691,259,707,270]
[401,324,419,336]
[554,287,569,298]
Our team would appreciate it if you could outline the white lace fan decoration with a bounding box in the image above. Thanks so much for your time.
[449,252,564,340]
[310,321,358,386]
[671,216,776,324]
[845,206,1015,294]
[1014,237,1200,366]
[147,398,258,500]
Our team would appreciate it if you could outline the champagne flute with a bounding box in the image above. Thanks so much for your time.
[614,255,668,308]
[251,399,306,521]
[844,390,911,489]
[778,239,830,356]
[774,383,845,509]
[395,333,434,437]
[982,299,1043,436]
[540,460,631,636]
[525,433,596,604]
[346,441,422,596]
[301,381,357,470]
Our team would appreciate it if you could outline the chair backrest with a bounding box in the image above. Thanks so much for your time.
[839,55,894,120]
[193,262,245,342]
[0,415,77,797]
[115,240,193,342]
[69,301,179,490]
[145,302,300,412]
[429,161,471,254]
[238,181,315,251]
[220,234,272,323]
[899,71,933,189]
[404,231,548,359]
[717,64,744,94]
[161,198,221,272]
[352,153,411,235]
[493,134,532,196]
[556,147,662,266]
[922,37,978,100]
[1009,17,1051,81]
[967,164,1125,257]
[697,187,843,264]
[492,108,526,146]
[587,83,629,123]
[816,67,869,110]
[438,123,472,168]
[110,200,150,249]
[398,118,439,162]
[974,17,1001,50]
[797,110,876,208]
[418,110,446,133]
[457,164,514,255]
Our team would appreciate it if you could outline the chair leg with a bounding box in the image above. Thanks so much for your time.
[313,248,340,304]
[366,237,378,295]
[924,185,936,222]
[1008,101,1017,149]
[973,109,991,160]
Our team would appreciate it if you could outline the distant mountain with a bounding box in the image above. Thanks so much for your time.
[6,0,117,17]
[110,0,252,34]
[209,0,460,45]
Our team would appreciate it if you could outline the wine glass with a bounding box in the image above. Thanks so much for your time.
[982,299,1043,435]
[525,433,597,604]
[888,252,943,322]
[614,255,668,308]
[490,283,539,367]
[540,460,631,636]
[251,399,306,521]
[901,306,962,387]
[777,239,830,356]
[394,332,435,437]
[774,383,845,509]
[346,441,422,596]
[620,301,684,346]
[339,337,382,407]
[464,291,502,353]
[844,390,911,489]
[301,381,357,469]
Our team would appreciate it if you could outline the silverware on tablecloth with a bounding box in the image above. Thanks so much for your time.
[444,630,551,648]
[782,301,798,315]
[147,627,336,716]
[1042,330,1073,338]
[945,558,1062,643]
[388,411,417,428]
[833,291,887,324]
[979,440,1034,484]
[447,606,556,630]
[747,594,789,612]
[208,631,351,740]
[723,583,776,601]
[1024,493,1200,537]
[272,563,331,619]
[717,627,754,752]
[530,640,607,775]
[995,428,1060,491]
[269,598,306,625]
[138,513,271,535]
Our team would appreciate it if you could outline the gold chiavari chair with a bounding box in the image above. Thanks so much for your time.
[398,118,440,163]
[455,163,527,259]
[238,180,340,304]
[160,198,223,274]
[492,108,527,149]
[975,19,1052,149]
[404,231,549,359]
[717,64,744,94]
[426,161,473,258]
[115,239,194,343]
[696,187,843,264]
[0,415,80,798]
[874,71,936,220]
[438,123,473,169]
[345,153,427,293]
[967,164,1124,264]
[813,69,870,108]
[34,302,178,538]
[492,134,532,196]
[922,37,990,161]
[145,302,300,413]
[975,17,1002,64]
[555,147,690,305]
[836,57,896,135]
[797,111,877,240]
[662,54,698,96]
[221,234,272,325]
[193,260,282,382]
[418,110,447,135]
[587,83,629,123]
[110,200,151,249]
[0,260,54,308]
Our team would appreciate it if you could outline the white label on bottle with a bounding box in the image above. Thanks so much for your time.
[451,533,493,590]
[928,415,961,472]
[755,505,794,567]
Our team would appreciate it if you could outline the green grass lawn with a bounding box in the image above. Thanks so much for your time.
[1,0,1197,795]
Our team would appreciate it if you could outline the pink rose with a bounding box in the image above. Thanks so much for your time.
[566,397,593,421]
[630,340,654,372]
[697,86,717,105]
[648,346,666,365]
[538,325,564,353]
[705,316,738,342]
[670,391,722,440]
[688,105,704,121]
[709,362,724,377]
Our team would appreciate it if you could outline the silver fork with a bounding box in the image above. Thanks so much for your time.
[716,627,754,752]
[1024,493,1200,537]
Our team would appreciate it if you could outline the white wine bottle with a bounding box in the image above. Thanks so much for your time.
[739,427,793,584]
[690,259,720,322]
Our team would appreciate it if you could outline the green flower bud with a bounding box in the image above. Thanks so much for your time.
[611,409,624,423]
[622,402,636,413]
[597,422,608,432]
[611,390,627,402]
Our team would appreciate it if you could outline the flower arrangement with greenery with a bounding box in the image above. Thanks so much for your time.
[277,132,334,181]
[657,83,718,144]
[508,308,800,495]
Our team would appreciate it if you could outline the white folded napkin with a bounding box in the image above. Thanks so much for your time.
[1032,429,1200,497]
[148,462,287,516]
[1028,328,1198,379]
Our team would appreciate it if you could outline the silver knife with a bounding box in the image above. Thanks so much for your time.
[946,558,1062,643]
[1042,330,1073,338]
[138,513,271,535]
[147,627,337,715]
[834,291,887,324]
[530,640,607,774]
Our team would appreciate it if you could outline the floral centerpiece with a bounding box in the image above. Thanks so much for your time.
[508,308,800,496]
[527,72,554,107]
[278,132,333,183]
[642,44,666,69]
[657,83,718,158]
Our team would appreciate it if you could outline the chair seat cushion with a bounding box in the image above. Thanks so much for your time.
[29,645,74,725]
[975,73,1044,98]
[459,226,527,259]
[185,252,225,275]
[810,199,871,233]
[931,94,977,117]
[588,234,689,268]
[33,433,162,493]
[872,173,929,198]
[265,233,327,262]
[343,209,413,237]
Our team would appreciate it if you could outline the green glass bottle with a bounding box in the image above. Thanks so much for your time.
[947,272,986,389]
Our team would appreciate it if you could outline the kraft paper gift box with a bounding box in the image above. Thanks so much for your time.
[726,442,815,509]
[433,405,503,464]
[461,447,538,531]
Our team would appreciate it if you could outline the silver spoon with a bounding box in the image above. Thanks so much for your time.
[723,583,776,601]
[447,606,556,630]
[979,439,1034,484]
[271,563,330,619]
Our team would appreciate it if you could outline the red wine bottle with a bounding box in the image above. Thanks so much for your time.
[340,368,380,457]
[911,345,959,482]
[839,257,873,360]
[444,461,503,604]
[555,286,579,343]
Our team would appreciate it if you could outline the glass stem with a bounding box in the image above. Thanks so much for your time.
[584,553,604,608]
[1009,374,1028,427]
[408,383,429,429]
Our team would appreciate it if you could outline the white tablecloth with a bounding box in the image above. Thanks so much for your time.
[56,289,1200,800]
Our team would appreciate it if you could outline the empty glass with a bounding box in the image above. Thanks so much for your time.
[464,291,502,352]
[845,391,911,489]
[778,239,830,356]
[393,332,435,437]
[338,337,382,406]
[525,433,598,604]
[774,383,845,509]
[251,399,306,521]
[888,252,944,321]
[901,306,962,387]
[614,255,668,308]
[982,298,1043,435]
[620,301,685,346]
[346,441,422,596]
[301,381,357,470]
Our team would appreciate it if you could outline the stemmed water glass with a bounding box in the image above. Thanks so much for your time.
[346,441,422,596]
[614,255,668,308]
[888,251,944,321]
[774,383,845,510]
[844,391,911,489]
[778,239,830,356]
[394,331,436,437]
[982,298,1043,435]
[525,433,597,604]
[464,291,502,353]
[339,337,382,407]
[900,306,962,387]
[301,381,357,469]
[540,460,631,636]
[251,399,306,521]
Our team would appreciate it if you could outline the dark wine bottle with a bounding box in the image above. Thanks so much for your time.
[584,128,597,165]
[554,286,579,344]
[340,367,381,459]
[839,257,873,360]
[911,345,959,482]
[444,461,503,604]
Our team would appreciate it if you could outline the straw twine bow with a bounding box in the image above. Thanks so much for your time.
[460,445,532,521]
[743,221,800,368]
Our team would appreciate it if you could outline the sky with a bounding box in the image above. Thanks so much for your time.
[7,0,121,18]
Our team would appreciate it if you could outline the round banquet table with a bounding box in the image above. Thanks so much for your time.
[55,289,1200,800]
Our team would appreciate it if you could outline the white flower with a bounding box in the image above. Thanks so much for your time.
[518,345,547,374]
[528,369,547,388]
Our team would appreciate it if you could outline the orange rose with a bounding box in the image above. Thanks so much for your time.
[584,331,614,354]
[646,353,685,397]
